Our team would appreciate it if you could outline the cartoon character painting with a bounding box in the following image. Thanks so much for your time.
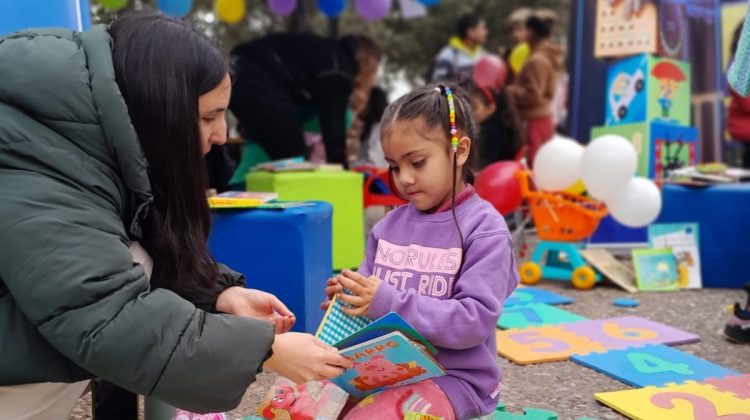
[651,61,686,119]
[609,68,645,122]
[350,355,427,392]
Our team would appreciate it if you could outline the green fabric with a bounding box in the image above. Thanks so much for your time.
[246,169,364,269]
[230,109,352,188]
[0,26,274,412]
[230,141,271,187]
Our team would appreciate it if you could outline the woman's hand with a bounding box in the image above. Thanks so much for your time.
[216,287,295,333]
[264,333,353,383]
[336,269,381,316]
[320,276,343,311]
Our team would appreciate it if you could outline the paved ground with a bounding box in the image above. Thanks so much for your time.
[70,281,750,419]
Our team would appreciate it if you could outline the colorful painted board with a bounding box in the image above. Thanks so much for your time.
[704,374,750,400]
[595,382,750,419]
[503,287,574,308]
[497,303,588,330]
[561,316,700,350]
[496,326,606,365]
[592,122,699,181]
[594,0,658,58]
[571,344,739,387]
[603,54,691,126]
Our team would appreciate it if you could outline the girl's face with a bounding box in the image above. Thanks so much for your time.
[198,73,231,155]
[383,118,470,212]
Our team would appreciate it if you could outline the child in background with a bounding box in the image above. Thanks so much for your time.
[462,79,524,167]
[324,85,519,419]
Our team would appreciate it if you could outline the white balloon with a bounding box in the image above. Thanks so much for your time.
[581,135,638,200]
[533,135,584,191]
[607,177,662,227]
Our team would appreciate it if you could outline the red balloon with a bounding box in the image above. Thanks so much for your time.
[475,161,522,215]
[473,54,508,89]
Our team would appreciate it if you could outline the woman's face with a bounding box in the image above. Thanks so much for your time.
[198,73,231,155]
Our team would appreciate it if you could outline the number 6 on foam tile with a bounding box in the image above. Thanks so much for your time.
[560,316,700,349]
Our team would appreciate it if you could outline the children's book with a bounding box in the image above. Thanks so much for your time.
[580,249,638,293]
[631,248,680,292]
[256,377,348,420]
[315,296,444,398]
[316,296,437,354]
[250,156,345,173]
[207,191,278,208]
[333,331,445,399]
[648,223,702,289]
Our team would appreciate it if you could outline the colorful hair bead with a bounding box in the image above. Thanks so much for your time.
[443,86,459,152]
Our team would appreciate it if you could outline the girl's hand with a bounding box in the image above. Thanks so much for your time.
[216,287,295,333]
[320,276,343,310]
[336,269,381,316]
[264,333,353,383]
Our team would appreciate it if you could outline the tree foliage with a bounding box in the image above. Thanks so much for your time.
[91,0,569,86]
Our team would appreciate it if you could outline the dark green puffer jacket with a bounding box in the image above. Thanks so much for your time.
[0,25,275,412]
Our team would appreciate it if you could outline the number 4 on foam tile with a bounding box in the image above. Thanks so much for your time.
[571,344,740,387]
[496,326,606,365]
[595,382,750,420]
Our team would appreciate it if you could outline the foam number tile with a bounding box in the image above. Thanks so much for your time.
[596,382,750,420]
[504,287,574,308]
[493,407,558,419]
[560,316,699,350]
[571,344,739,387]
[496,326,606,365]
[704,374,750,400]
[497,303,588,329]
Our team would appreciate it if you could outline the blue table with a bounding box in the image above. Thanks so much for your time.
[657,184,750,288]
[209,202,333,332]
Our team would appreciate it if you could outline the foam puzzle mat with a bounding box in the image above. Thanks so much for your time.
[498,303,588,329]
[595,380,750,419]
[571,344,739,387]
[504,287,574,307]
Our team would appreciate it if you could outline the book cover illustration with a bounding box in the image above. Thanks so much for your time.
[631,248,680,291]
[648,223,701,289]
[256,377,348,420]
[332,331,445,399]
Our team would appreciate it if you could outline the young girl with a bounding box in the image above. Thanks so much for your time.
[325,85,519,419]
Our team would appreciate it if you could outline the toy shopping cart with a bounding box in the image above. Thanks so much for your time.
[516,170,608,289]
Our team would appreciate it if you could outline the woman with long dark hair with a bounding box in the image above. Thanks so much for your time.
[0,11,351,417]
